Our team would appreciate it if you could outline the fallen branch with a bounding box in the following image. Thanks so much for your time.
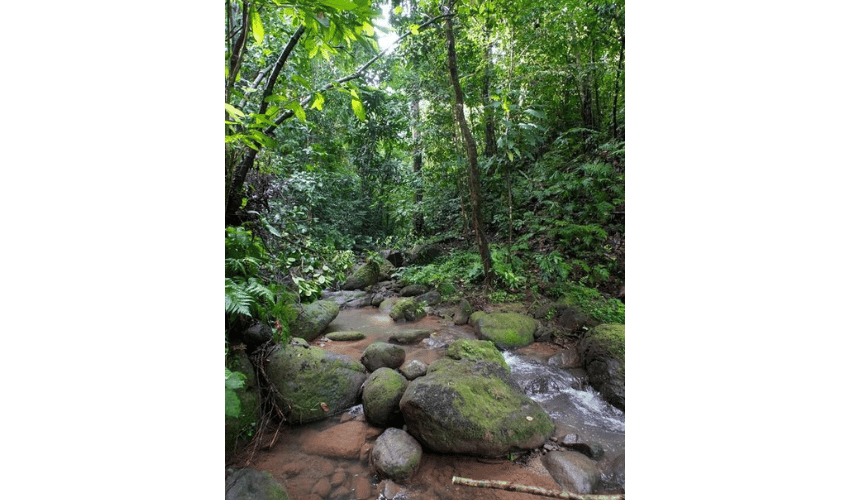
[451,477,624,500]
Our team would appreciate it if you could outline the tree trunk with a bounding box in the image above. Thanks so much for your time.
[411,86,424,235]
[482,40,497,158]
[444,11,493,287]
[610,30,625,139]
[225,25,305,225]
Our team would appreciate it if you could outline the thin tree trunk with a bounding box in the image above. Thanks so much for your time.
[411,85,424,235]
[444,10,493,287]
[482,39,496,158]
[610,31,624,139]
[452,476,625,500]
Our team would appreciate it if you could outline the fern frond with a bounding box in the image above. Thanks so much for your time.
[225,278,255,317]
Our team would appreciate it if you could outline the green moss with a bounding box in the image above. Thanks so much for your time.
[366,368,407,401]
[473,312,537,348]
[587,323,625,364]
[267,344,367,423]
[446,339,509,371]
[326,330,365,341]
[425,360,554,449]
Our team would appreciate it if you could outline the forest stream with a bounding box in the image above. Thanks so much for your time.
[228,307,625,500]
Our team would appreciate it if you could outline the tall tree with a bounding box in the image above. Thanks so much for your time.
[443,3,493,287]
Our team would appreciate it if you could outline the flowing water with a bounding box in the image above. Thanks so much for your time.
[232,307,625,499]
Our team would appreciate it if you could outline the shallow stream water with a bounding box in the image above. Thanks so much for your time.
[233,307,625,499]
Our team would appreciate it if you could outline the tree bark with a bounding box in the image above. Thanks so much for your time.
[610,30,624,139]
[444,10,493,287]
[225,25,305,223]
[482,39,497,158]
[452,476,625,500]
[411,85,424,235]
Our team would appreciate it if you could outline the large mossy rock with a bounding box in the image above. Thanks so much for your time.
[578,323,625,411]
[371,428,423,482]
[362,367,408,427]
[399,339,554,457]
[289,300,339,342]
[225,351,260,458]
[265,339,367,424]
[341,261,382,290]
[388,297,425,322]
[469,311,539,349]
[226,468,290,500]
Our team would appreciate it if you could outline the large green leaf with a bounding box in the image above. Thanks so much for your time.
[351,99,366,121]
[250,6,264,45]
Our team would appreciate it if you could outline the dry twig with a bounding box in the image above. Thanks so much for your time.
[452,477,624,500]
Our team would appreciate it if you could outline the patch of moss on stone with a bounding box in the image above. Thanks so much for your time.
[587,323,625,364]
[326,331,365,341]
[389,297,425,322]
[472,312,538,349]
[446,339,509,371]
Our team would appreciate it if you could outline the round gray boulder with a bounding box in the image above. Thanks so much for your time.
[370,428,423,482]
[361,342,406,371]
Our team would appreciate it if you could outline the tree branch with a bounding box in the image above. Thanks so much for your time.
[452,477,624,500]
[259,25,306,116]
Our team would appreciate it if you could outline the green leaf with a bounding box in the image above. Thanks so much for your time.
[361,21,374,37]
[286,101,307,123]
[310,93,325,110]
[319,0,357,11]
[351,99,366,121]
[225,103,244,119]
[409,24,419,35]
[250,6,264,45]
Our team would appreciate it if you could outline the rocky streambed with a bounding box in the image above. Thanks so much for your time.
[227,293,624,500]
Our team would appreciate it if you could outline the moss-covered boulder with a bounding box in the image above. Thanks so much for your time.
[341,261,381,290]
[361,342,406,371]
[326,330,366,341]
[388,329,432,345]
[445,338,509,371]
[399,340,555,457]
[578,323,625,411]
[289,300,340,342]
[226,468,290,500]
[265,339,367,424]
[388,297,425,322]
[370,428,423,482]
[362,367,408,427]
[469,311,539,349]
[225,351,260,458]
